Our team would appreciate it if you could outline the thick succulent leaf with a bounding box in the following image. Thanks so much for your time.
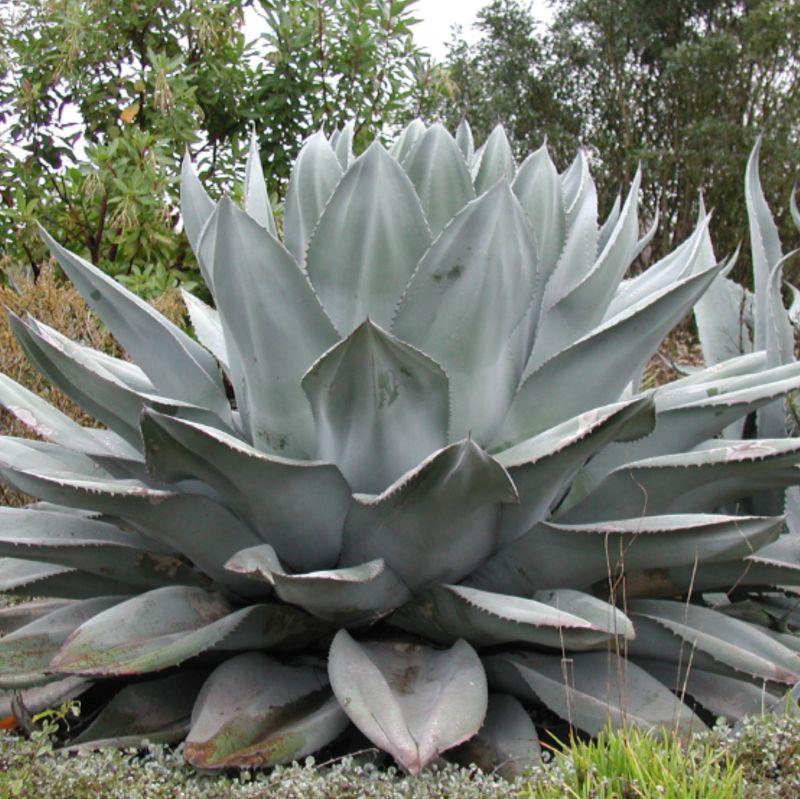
[0,456,262,590]
[225,544,412,626]
[626,600,800,685]
[302,320,449,494]
[389,118,425,164]
[200,198,339,457]
[695,271,753,367]
[492,398,654,545]
[561,439,800,523]
[496,262,724,449]
[39,228,230,420]
[597,193,621,254]
[70,671,207,749]
[568,361,800,502]
[0,559,137,600]
[243,133,276,235]
[50,587,327,676]
[180,153,214,265]
[747,135,785,353]
[544,153,597,308]
[141,410,349,571]
[473,125,514,194]
[455,118,475,163]
[469,514,781,596]
[512,144,566,283]
[609,213,709,321]
[0,371,140,460]
[185,653,348,769]
[402,123,475,236]
[0,599,73,635]
[284,132,343,266]
[635,659,774,720]
[180,289,229,373]
[0,675,89,719]
[340,439,518,591]
[0,597,123,687]
[484,651,705,736]
[306,143,431,334]
[393,182,540,443]
[328,630,487,775]
[527,169,642,373]
[333,119,354,169]
[392,585,633,651]
[448,693,541,780]
[0,506,203,590]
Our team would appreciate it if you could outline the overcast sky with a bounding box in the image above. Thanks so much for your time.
[411,0,489,59]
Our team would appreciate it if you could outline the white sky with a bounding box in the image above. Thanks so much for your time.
[411,0,489,59]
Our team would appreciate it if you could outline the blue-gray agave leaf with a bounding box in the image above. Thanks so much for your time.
[302,320,449,494]
[243,133,276,236]
[306,143,431,334]
[473,124,514,194]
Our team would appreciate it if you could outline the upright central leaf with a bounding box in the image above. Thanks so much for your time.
[302,320,449,494]
[392,183,540,443]
[306,143,431,334]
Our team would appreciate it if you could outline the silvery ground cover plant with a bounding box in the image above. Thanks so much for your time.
[0,118,799,778]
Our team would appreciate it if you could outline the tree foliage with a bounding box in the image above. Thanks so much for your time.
[433,0,800,271]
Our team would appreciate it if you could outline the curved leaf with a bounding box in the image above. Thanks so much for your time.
[243,133,276,235]
[306,142,431,334]
[284,132,343,266]
[455,118,475,164]
[180,153,214,267]
[340,439,518,591]
[302,320,449,494]
[393,182,540,443]
[402,123,475,236]
[141,410,350,572]
[186,653,348,769]
[328,630,487,774]
[392,585,633,651]
[180,289,229,373]
[484,651,705,736]
[200,198,339,457]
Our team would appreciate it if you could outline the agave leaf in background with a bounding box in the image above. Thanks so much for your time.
[389,118,426,164]
[473,125,514,194]
[484,651,705,737]
[402,123,475,237]
[283,132,343,266]
[0,559,138,600]
[328,630,487,775]
[340,439,518,591]
[70,671,207,749]
[455,118,475,164]
[306,143,431,334]
[331,119,354,169]
[626,600,800,685]
[448,693,541,780]
[391,585,633,651]
[0,598,73,635]
[199,199,339,457]
[179,154,214,276]
[0,675,90,719]
[185,653,348,769]
[243,133,276,236]
[179,289,229,373]
[469,514,781,596]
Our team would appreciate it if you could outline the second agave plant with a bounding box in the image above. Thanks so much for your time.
[0,119,799,777]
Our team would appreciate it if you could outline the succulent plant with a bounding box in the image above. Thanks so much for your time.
[1,120,800,777]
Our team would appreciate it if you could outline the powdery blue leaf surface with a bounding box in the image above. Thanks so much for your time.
[39,228,230,420]
[402,123,475,236]
[627,600,800,685]
[392,182,539,443]
[243,133,276,236]
[389,119,426,164]
[306,143,431,334]
[473,125,514,194]
[186,653,348,769]
[180,289,229,373]
[340,439,518,591]
[200,199,339,457]
[484,651,705,736]
[328,630,487,774]
[455,118,475,164]
[284,132,343,266]
[141,410,350,572]
[0,558,137,600]
[180,154,214,269]
[391,585,633,651]
[302,320,449,494]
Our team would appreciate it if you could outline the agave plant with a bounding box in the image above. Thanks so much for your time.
[2,120,800,777]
